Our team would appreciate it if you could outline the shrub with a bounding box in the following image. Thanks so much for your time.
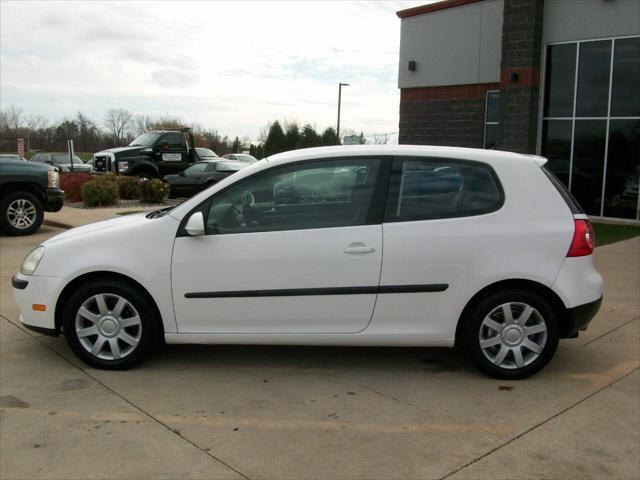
[139,179,168,204]
[81,177,119,207]
[60,173,93,202]
[117,176,140,200]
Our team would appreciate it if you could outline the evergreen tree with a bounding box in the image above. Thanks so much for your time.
[232,136,241,153]
[285,122,301,151]
[264,121,287,156]
[321,127,338,146]
[299,124,319,148]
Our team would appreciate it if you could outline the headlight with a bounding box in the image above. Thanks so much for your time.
[20,246,45,275]
[118,161,129,172]
[47,171,60,188]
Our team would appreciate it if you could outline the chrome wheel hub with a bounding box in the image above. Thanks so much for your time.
[75,293,142,361]
[479,302,547,370]
[7,199,37,229]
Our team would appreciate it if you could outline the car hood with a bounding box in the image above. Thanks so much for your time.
[95,146,142,155]
[43,212,152,245]
[56,163,91,170]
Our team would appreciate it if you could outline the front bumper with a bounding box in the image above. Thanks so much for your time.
[563,296,603,338]
[12,273,64,334]
[44,188,64,212]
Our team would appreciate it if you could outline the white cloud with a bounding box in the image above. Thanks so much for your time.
[0,0,427,139]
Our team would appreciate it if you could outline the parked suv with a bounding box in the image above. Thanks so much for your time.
[12,146,602,378]
[0,155,63,235]
[93,129,199,179]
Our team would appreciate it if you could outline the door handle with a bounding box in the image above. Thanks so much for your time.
[344,242,375,254]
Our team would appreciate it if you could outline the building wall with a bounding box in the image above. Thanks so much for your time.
[543,0,640,44]
[398,0,504,88]
[398,83,499,147]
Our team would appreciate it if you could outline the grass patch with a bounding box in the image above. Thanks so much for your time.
[593,222,640,247]
[116,210,146,216]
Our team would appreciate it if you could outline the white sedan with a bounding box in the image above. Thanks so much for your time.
[12,145,603,378]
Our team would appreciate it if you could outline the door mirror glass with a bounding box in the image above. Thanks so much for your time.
[185,211,205,236]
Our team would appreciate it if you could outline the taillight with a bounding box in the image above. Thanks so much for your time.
[567,219,594,257]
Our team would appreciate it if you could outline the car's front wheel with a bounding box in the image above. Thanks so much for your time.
[462,289,559,379]
[62,279,158,369]
[0,190,44,236]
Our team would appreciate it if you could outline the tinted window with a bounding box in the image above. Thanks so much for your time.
[544,43,576,117]
[572,120,607,215]
[183,163,208,175]
[163,132,184,146]
[541,120,572,186]
[386,158,503,221]
[611,37,640,117]
[215,161,243,172]
[204,159,381,234]
[603,119,640,219]
[576,40,612,117]
[129,132,161,147]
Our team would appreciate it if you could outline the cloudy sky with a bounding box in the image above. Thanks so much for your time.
[1,0,428,140]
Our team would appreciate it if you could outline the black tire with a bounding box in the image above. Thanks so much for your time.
[0,190,44,236]
[62,278,158,370]
[461,289,560,379]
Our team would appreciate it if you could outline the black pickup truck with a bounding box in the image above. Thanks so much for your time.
[0,155,64,235]
[92,129,200,179]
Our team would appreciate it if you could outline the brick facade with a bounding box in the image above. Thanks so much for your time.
[398,83,499,147]
[496,0,545,153]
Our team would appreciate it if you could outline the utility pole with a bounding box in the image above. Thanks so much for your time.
[337,82,349,144]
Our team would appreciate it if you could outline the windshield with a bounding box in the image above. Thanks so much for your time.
[52,154,84,164]
[237,155,257,163]
[215,161,243,172]
[196,148,217,157]
[129,132,161,147]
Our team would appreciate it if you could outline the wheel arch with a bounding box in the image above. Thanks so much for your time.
[454,278,570,346]
[0,183,46,205]
[55,271,165,342]
[128,162,159,178]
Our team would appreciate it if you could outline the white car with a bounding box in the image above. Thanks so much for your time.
[12,145,603,378]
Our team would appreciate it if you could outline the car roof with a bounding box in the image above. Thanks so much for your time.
[264,145,547,168]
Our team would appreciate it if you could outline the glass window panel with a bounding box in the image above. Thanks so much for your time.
[541,120,572,187]
[576,40,612,117]
[485,91,500,123]
[485,124,498,149]
[611,37,640,117]
[544,43,577,117]
[205,159,380,234]
[572,120,607,215]
[603,120,640,219]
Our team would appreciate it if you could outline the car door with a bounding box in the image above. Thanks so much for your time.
[158,132,188,174]
[371,156,505,343]
[171,157,388,334]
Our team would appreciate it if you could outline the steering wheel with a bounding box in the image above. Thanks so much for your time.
[241,191,255,206]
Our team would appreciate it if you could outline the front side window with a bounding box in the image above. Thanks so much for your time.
[385,157,503,221]
[204,158,381,234]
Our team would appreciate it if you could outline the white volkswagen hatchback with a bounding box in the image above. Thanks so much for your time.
[13,146,603,378]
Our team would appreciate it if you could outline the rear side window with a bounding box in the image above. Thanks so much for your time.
[162,132,184,146]
[541,166,584,214]
[385,157,504,221]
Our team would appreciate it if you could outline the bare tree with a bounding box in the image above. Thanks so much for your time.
[7,105,23,133]
[25,114,48,132]
[104,108,133,145]
[133,114,152,136]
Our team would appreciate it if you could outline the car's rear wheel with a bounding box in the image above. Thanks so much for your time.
[0,191,44,236]
[62,279,157,369]
[462,289,559,379]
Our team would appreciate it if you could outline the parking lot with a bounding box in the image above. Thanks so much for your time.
[1,221,639,479]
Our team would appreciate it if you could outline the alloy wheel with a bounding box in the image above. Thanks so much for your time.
[479,302,548,369]
[7,199,37,229]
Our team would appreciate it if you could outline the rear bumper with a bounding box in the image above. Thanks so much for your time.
[563,296,603,338]
[44,188,64,212]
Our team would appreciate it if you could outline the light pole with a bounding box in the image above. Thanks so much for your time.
[337,82,349,144]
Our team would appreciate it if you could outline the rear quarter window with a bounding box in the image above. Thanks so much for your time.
[385,157,504,221]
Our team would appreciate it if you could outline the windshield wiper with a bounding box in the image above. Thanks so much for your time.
[146,206,175,219]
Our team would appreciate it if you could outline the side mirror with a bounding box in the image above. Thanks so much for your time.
[184,211,205,236]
